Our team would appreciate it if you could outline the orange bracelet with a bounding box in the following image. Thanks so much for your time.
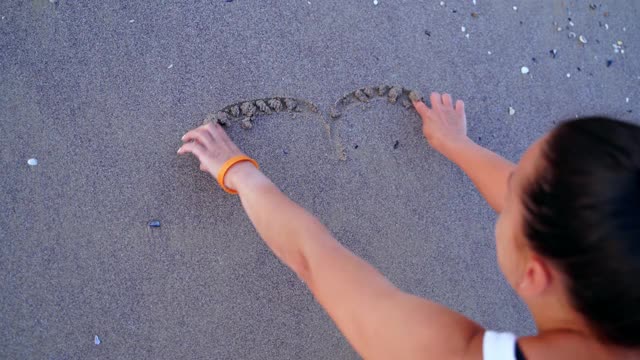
[216,155,259,194]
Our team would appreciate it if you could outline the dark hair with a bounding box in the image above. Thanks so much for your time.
[523,117,640,347]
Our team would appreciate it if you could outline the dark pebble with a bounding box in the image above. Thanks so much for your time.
[148,220,161,228]
[393,140,400,150]
[606,59,613,67]
[577,67,581,72]
[452,9,457,13]
[424,30,431,36]
[354,144,359,149]
[532,57,537,63]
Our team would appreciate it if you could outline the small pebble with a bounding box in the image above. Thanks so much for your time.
[148,220,161,228]
[94,336,101,345]
[461,26,466,32]
[508,107,516,116]
[129,19,135,23]
[373,0,378,5]
[550,49,558,58]
[604,23,609,30]
[487,51,492,55]
[27,158,38,166]
[557,27,563,32]
[393,140,400,150]
[167,64,173,69]
[440,1,445,6]
[521,66,530,75]
[569,21,574,27]
[513,6,518,11]
[606,59,613,67]
[465,33,470,39]
[566,73,571,78]
[626,98,630,103]
[568,32,577,39]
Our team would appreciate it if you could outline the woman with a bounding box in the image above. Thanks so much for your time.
[177,92,640,359]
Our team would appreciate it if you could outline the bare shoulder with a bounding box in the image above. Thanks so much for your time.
[518,332,636,360]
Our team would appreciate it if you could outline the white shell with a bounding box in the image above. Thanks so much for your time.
[27,158,38,166]
[579,35,587,44]
[520,66,529,75]
[508,107,516,116]
[94,335,101,345]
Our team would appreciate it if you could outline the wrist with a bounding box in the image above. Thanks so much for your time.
[222,161,268,193]
[438,136,475,160]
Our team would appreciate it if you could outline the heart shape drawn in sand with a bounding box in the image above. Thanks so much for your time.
[203,85,424,160]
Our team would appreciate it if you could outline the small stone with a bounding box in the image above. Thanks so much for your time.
[508,107,516,116]
[27,158,38,166]
[216,111,229,125]
[579,35,587,44]
[393,140,400,150]
[241,117,253,129]
[240,101,256,117]
[604,23,609,30]
[440,1,445,6]
[626,97,630,103]
[606,59,613,67]
[129,19,135,23]
[94,336,101,345]
[408,90,422,102]
[487,51,492,55]
[569,21,574,27]
[550,49,557,58]
[255,100,271,114]
[228,105,240,117]
[557,27,563,32]
[461,26,466,32]
[424,30,431,36]
[465,33,470,39]
[471,12,479,18]
[566,73,571,78]
[363,87,376,98]
[148,220,161,228]
[267,99,283,112]
[589,3,597,10]
[513,6,518,11]
[167,64,173,69]
[568,32,577,39]
[521,66,530,75]
[353,89,369,102]
[284,98,298,111]
[387,86,403,104]
[373,0,378,5]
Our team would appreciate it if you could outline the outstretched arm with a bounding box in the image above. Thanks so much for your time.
[414,93,515,213]
[177,122,484,360]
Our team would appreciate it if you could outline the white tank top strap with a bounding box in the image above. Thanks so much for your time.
[483,330,518,360]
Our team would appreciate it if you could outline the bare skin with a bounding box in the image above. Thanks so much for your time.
[177,93,637,359]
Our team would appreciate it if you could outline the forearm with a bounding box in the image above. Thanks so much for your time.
[440,139,515,213]
[229,164,387,293]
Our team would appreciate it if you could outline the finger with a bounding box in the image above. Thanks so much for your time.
[442,93,453,108]
[177,141,207,159]
[455,99,465,114]
[413,100,431,119]
[430,92,442,108]
[182,127,215,149]
[203,122,220,143]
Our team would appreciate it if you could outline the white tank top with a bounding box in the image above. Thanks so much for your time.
[483,331,519,360]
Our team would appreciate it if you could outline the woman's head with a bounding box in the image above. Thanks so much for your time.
[495,117,640,347]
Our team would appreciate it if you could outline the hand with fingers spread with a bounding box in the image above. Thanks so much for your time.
[412,92,470,155]
[177,122,261,192]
